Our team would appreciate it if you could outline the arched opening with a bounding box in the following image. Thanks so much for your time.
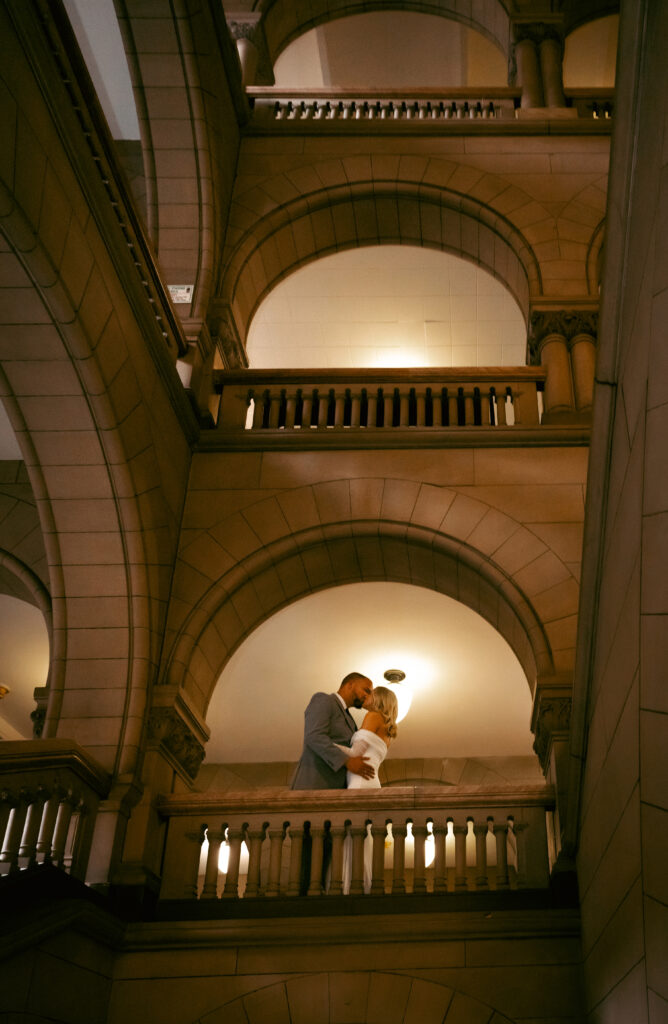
[563,15,619,88]
[0,595,49,740]
[273,11,507,88]
[203,582,538,773]
[247,246,527,369]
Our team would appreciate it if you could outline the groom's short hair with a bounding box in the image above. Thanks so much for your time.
[340,671,371,689]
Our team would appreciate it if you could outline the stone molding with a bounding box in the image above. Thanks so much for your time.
[226,14,274,85]
[512,21,565,48]
[531,686,572,770]
[147,708,206,780]
[528,310,599,362]
[208,302,249,369]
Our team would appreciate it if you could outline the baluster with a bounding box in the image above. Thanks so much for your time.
[222,827,244,898]
[334,391,345,427]
[432,823,447,893]
[464,389,474,425]
[36,790,62,863]
[416,390,426,427]
[267,393,281,428]
[51,793,76,869]
[307,826,325,896]
[1,793,29,873]
[432,388,443,427]
[473,386,482,425]
[350,391,361,428]
[285,392,297,429]
[265,826,285,896]
[399,390,409,426]
[0,792,14,858]
[369,823,387,895]
[318,391,329,428]
[286,824,304,897]
[494,386,507,426]
[302,391,314,428]
[454,823,468,890]
[412,823,428,893]
[19,788,48,868]
[474,822,489,889]
[328,825,347,895]
[243,826,265,897]
[201,828,224,899]
[383,391,393,429]
[511,821,527,888]
[391,822,407,893]
[254,389,268,429]
[494,821,510,890]
[348,826,366,895]
[450,390,460,426]
[366,389,378,428]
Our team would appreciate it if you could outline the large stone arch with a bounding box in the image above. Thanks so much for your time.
[259,1,511,66]
[222,184,538,354]
[165,518,561,719]
[0,2,192,775]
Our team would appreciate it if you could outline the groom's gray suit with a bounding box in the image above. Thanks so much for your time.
[291,692,357,789]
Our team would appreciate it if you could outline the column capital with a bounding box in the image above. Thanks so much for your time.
[531,684,572,771]
[208,301,249,369]
[512,21,565,48]
[528,309,599,362]
[226,14,274,85]
[147,705,206,781]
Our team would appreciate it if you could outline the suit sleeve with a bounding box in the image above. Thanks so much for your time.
[303,693,350,772]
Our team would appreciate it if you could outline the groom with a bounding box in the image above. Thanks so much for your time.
[291,672,376,789]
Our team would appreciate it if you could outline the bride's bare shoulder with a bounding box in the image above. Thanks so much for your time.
[362,710,385,735]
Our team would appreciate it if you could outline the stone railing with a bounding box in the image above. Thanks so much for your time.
[211,368,549,443]
[157,785,555,902]
[247,88,613,126]
[0,740,111,883]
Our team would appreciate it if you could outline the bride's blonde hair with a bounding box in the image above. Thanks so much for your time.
[371,686,399,739]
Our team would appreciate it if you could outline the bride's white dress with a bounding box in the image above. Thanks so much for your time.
[340,729,388,893]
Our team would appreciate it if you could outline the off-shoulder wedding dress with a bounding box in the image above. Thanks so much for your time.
[340,729,389,893]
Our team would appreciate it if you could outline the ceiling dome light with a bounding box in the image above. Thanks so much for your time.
[383,669,412,722]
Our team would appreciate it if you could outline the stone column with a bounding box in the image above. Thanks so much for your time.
[540,34,566,107]
[529,310,598,422]
[227,15,274,87]
[514,36,544,108]
[568,314,598,414]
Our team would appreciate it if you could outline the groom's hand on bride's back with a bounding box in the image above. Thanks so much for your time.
[347,755,374,779]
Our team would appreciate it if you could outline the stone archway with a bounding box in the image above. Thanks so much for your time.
[221,185,538,354]
[259,1,510,66]
[164,520,556,719]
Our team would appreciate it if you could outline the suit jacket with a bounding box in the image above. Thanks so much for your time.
[291,692,356,789]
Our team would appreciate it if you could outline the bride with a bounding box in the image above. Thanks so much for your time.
[340,686,399,893]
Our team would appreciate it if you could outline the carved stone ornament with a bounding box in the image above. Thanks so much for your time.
[227,18,274,85]
[512,22,564,48]
[208,302,249,369]
[528,310,598,363]
[533,696,572,767]
[148,707,205,780]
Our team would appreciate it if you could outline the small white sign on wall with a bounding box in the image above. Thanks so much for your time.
[168,284,194,304]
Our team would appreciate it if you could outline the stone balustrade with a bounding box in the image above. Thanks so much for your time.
[0,741,110,883]
[247,88,613,125]
[212,368,548,439]
[157,785,554,902]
